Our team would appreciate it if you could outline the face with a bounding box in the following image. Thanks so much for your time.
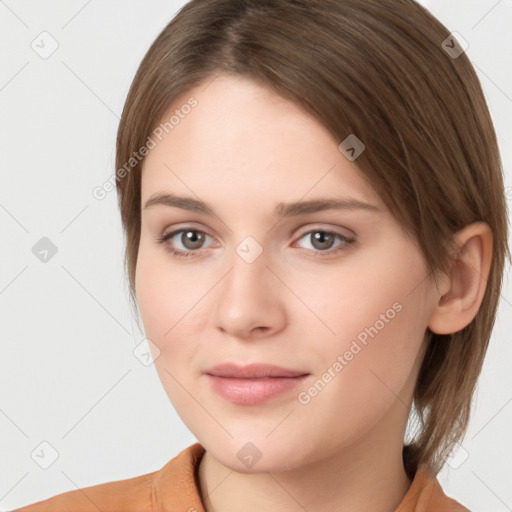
[136,74,438,473]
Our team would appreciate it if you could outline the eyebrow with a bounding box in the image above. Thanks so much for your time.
[143,193,380,217]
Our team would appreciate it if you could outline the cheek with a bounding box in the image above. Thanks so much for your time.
[302,249,430,427]
[307,242,424,346]
[134,248,207,417]
[135,246,193,345]
[135,244,217,385]
[290,307,427,456]
[290,241,429,351]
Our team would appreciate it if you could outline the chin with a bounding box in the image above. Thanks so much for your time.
[204,435,310,474]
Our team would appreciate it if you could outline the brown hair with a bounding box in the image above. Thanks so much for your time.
[115,0,510,476]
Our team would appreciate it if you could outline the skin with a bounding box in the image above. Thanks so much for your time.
[135,73,492,512]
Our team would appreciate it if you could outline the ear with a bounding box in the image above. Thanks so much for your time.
[428,221,493,335]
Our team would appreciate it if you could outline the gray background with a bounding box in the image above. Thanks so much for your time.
[0,1,511,510]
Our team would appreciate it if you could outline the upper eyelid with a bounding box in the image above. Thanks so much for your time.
[162,223,354,236]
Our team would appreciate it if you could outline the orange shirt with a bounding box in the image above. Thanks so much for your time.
[13,442,469,511]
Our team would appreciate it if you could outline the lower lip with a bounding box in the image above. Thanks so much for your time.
[206,374,309,405]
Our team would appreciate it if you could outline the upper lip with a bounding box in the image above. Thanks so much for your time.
[205,363,309,379]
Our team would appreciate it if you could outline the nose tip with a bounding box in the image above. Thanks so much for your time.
[213,256,286,341]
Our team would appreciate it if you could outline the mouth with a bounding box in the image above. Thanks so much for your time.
[205,363,310,405]
[205,362,309,379]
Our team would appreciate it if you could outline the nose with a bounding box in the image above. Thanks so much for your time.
[213,246,287,340]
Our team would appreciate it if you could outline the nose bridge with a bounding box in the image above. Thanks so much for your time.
[222,235,270,305]
[213,235,285,337]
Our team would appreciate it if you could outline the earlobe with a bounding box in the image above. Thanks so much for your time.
[428,222,493,335]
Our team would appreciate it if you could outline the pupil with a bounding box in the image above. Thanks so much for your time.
[184,230,204,249]
[313,231,333,250]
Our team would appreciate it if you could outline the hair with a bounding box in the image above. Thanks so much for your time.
[115,0,510,477]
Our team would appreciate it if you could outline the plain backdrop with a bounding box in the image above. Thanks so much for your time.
[0,1,511,510]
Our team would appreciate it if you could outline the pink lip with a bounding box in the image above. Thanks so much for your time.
[205,363,310,405]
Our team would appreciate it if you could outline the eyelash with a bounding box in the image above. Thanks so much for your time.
[156,227,356,259]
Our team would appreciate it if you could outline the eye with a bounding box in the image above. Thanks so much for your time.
[156,228,213,257]
[293,229,356,257]
[156,226,356,259]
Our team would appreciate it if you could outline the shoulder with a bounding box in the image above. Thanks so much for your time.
[11,443,206,512]
[399,466,470,512]
[11,472,155,512]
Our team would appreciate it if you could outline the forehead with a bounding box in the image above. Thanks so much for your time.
[140,74,382,210]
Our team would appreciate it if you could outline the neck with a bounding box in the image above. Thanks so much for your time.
[197,418,412,512]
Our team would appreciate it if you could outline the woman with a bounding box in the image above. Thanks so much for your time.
[14,0,509,510]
